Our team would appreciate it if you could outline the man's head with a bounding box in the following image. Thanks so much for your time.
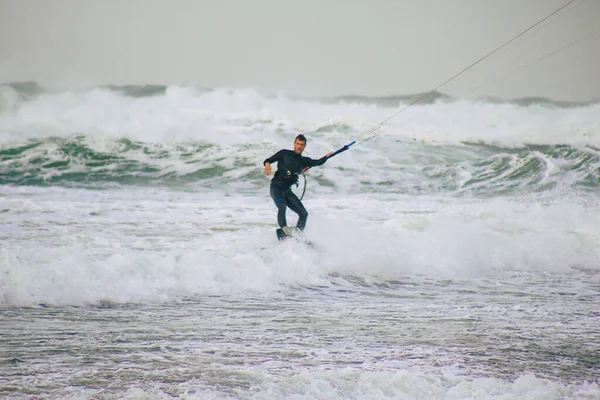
[293,134,307,154]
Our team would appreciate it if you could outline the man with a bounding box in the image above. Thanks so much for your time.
[263,134,334,236]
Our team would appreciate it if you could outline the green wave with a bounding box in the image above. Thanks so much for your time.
[0,136,262,188]
[103,84,169,98]
[1,137,598,193]
[423,144,600,194]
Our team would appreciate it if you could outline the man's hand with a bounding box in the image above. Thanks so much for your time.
[264,163,272,175]
[325,151,334,158]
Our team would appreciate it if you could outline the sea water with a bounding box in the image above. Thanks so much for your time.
[0,83,599,399]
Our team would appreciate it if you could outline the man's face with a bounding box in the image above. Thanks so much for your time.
[293,139,306,154]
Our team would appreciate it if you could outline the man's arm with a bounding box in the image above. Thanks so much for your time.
[263,150,284,166]
[263,150,285,175]
[303,151,335,168]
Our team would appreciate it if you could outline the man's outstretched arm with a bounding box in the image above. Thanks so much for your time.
[304,151,334,168]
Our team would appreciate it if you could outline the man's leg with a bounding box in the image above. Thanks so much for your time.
[270,183,288,228]
[284,191,308,231]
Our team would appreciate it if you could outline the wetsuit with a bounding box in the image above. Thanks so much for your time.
[263,150,329,230]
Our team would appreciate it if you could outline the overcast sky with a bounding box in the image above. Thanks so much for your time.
[1,0,598,101]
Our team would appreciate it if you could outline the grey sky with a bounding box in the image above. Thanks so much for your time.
[1,0,599,101]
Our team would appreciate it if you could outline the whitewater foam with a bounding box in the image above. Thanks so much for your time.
[1,85,599,147]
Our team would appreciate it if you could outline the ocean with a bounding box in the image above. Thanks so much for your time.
[1,83,599,399]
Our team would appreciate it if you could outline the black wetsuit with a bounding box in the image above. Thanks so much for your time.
[263,150,329,230]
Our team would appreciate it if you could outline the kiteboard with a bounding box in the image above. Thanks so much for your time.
[276,228,287,241]
[276,227,315,248]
